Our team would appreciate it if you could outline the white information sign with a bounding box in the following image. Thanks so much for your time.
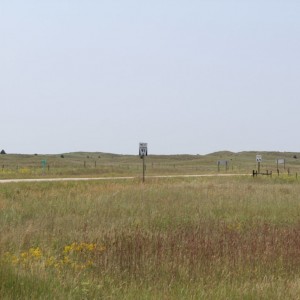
[276,159,285,164]
[139,143,148,157]
[256,155,262,162]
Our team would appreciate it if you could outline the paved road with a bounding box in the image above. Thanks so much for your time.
[0,174,250,184]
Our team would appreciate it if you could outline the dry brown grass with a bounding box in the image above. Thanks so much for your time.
[1,176,300,299]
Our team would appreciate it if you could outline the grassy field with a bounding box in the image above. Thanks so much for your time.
[0,151,300,179]
[1,166,300,299]
[1,152,300,299]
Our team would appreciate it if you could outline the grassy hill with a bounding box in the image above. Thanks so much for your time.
[0,151,299,179]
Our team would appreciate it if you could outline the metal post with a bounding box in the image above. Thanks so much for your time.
[142,156,145,183]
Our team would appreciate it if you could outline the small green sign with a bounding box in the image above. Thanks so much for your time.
[41,160,47,167]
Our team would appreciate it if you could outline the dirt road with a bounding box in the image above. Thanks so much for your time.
[0,174,250,184]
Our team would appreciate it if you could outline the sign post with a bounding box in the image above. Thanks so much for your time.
[217,160,229,172]
[256,155,262,174]
[139,143,148,182]
[41,160,47,175]
[276,158,285,170]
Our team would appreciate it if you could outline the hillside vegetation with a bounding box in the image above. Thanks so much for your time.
[0,151,299,179]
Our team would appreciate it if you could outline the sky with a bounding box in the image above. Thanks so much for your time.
[1,0,299,155]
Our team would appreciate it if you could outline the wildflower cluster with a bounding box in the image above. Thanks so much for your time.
[3,242,106,273]
[57,242,106,270]
[4,247,43,268]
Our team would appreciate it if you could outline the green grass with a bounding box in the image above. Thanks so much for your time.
[0,150,299,179]
[1,175,300,299]
[0,262,64,300]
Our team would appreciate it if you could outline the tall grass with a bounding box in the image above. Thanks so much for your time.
[1,176,300,299]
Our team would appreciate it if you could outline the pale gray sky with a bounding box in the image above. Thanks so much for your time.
[1,1,299,155]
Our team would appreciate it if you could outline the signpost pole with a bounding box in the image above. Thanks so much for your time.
[139,142,148,183]
[143,156,145,183]
[41,160,47,176]
[256,155,262,174]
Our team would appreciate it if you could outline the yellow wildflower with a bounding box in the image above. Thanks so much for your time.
[29,247,42,259]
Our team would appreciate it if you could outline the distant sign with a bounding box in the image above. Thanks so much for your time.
[139,143,148,158]
[256,155,262,162]
[41,160,47,167]
[276,159,285,164]
[218,160,228,166]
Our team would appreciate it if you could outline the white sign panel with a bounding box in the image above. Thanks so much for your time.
[276,159,285,164]
[139,143,148,157]
[256,155,262,162]
[218,160,228,165]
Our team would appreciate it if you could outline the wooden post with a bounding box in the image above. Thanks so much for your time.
[258,162,261,174]
[142,156,145,183]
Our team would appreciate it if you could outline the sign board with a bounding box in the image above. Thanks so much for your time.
[139,143,148,158]
[276,159,285,164]
[41,160,47,167]
[217,160,229,172]
[218,160,228,166]
[256,155,262,162]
